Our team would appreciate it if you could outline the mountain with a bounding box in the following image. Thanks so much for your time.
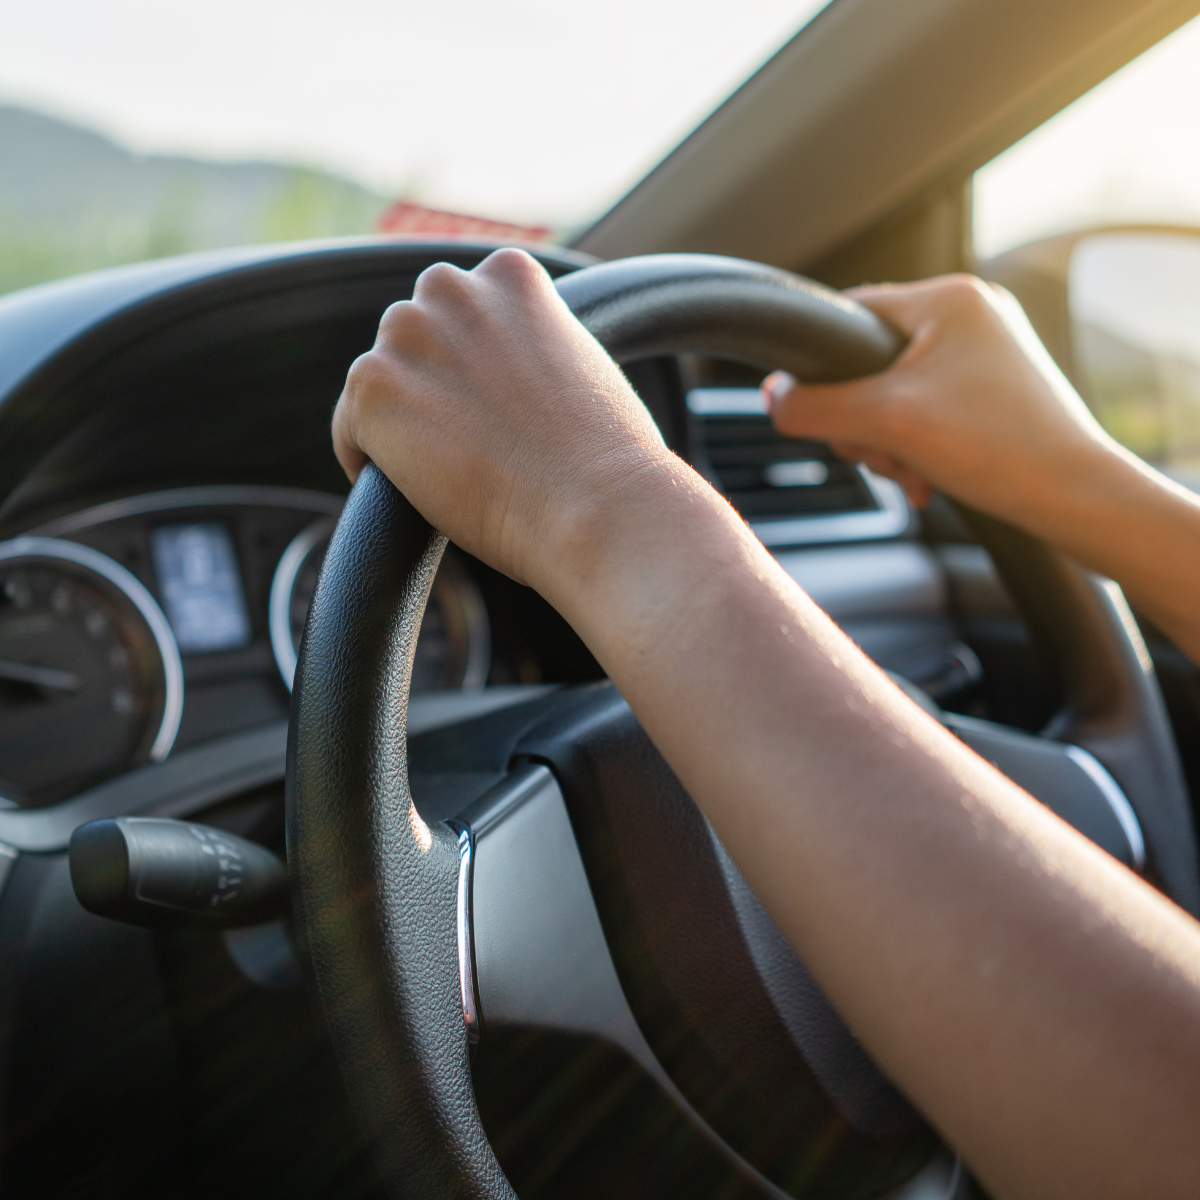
[0,105,390,295]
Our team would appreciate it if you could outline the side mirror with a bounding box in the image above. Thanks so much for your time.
[982,226,1200,478]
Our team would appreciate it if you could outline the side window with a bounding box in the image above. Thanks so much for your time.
[1071,233,1200,472]
[973,17,1200,474]
[973,17,1200,261]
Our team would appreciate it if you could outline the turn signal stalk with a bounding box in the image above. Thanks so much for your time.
[69,816,288,928]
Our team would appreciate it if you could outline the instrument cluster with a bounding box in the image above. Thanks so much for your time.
[0,486,490,808]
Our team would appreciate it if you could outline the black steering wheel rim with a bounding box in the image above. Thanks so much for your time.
[286,253,1198,1200]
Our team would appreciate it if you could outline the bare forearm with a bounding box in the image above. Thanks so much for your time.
[1010,440,1200,663]
[537,471,1200,1200]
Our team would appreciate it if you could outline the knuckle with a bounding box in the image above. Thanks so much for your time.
[343,349,394,412]
[421,260,465,288]
[377,298,436,352]
[415,260,471,302]
[937,273,993,315]
[482,246,545,289]
[377,298,413,340]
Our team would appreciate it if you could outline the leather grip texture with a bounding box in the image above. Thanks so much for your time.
[556,253,903,380]
[286,465,514,1200]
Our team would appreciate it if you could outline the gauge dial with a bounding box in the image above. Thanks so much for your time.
[270,519,490,693]
[0,537,183,807]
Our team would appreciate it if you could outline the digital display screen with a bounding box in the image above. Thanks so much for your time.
[150,522,252,654]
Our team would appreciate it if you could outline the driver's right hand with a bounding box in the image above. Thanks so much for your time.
[763,274,1122,524]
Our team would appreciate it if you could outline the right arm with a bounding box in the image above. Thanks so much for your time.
[764,274,1200,664]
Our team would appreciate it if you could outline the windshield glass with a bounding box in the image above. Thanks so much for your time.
[1,0,832,294]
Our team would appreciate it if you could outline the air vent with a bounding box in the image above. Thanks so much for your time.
[687,388,910,546]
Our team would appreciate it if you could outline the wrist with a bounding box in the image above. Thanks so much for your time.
[526,449,753,654]
[1007,432,1200,593]
[999,431,1133,545]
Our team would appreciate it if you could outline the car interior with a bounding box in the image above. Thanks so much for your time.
[4,1,1200,1198]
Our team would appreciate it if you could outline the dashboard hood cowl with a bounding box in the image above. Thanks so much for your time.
[0,238,594,407]
[0,238,592,516]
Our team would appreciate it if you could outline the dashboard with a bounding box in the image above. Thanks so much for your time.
[0,486,493,808]
[0,238,995,831]
[0,441,985,822]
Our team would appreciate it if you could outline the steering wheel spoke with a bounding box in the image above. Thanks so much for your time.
[457,753,968,1200]
[457,764,648,1058]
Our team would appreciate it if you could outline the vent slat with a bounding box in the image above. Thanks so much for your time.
[689,390,878,524]
[728,485,870,519]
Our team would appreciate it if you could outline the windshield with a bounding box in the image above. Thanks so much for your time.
[1,1,833,294]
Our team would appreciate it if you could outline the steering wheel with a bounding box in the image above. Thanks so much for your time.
[286,254,1200,1199]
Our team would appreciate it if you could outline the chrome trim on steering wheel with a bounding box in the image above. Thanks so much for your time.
[1065,745,1147,871]
[448,821,481,1044]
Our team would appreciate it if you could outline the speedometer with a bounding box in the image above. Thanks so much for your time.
[0,537,183,807]
[269,519,490,693]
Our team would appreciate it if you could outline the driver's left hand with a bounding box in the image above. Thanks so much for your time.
[332,247,677,595]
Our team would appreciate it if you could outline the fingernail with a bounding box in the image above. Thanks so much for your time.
[762,371,796,412]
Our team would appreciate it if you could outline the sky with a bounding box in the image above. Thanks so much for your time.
[0,0,830,229]
[4,2,1200,245]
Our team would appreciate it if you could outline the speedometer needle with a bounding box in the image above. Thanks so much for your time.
[0,660,83,692]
